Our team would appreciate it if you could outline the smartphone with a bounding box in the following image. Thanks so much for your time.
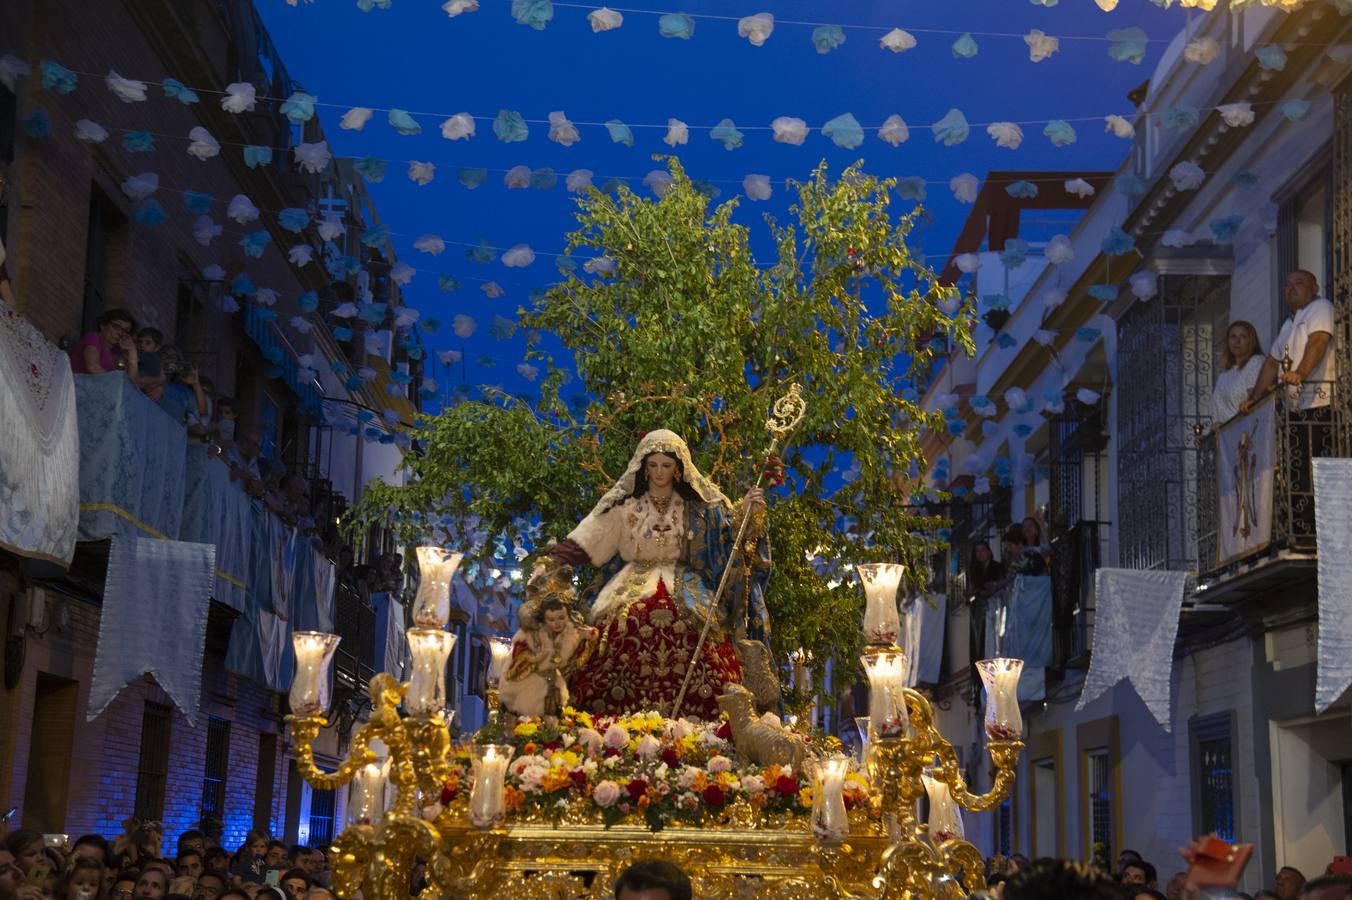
[25,863,51,887]
[265,869,282,886]
[42,833,68,849]
[0,807,15,824]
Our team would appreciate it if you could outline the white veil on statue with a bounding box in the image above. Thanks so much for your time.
[588,429,730,516]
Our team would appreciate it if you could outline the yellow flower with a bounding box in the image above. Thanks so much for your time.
[514,722,538,738]
[799,787,813,807]
[561,751,580,768]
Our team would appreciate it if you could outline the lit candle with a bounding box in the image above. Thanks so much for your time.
[977,658,1024,742]
[347,758,390,826]
[487,637,514,686]
[857,563,905,646]
[406,628,457,717]
[790,648,812,694]
[922,773,964,844]
[469,743,513,828]
[412,547,464,628]
[861,651,910,739]
[811,755,851,846]
[289,632,340,715]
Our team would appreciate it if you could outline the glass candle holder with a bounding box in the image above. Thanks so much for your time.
[922,773,964,843]
[861,651,910,739]
[977,657,1024,741]
[854,715,873,764]
[347,758,390,826]
[412,547,464,628]
[406,628,457,717]
[289,632,340,715]
[487,637,513,687]
[811,755,851,846]
[469,743,513,828]
[790,648,812,693]
[857,562,905,645]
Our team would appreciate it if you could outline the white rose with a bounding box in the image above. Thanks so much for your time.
[636,734,663,761]
[707,755,733,774]
[593,780,622,808]
[742,775,766,794]
[604,723,630,750]
[576,728,604,753]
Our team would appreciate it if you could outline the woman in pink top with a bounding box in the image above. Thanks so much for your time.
[70,307,139,377]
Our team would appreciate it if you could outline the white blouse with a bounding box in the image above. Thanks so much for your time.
[567,494,692,621]
[1211,355,1264,425]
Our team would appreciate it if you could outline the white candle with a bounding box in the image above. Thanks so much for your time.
[412,547,464,628]
[790,648,813,694]
[289,632,340,715]
[923,773,964,844]
[977,658,1024,741]
[469,743,513,828]
[812,755,850,845]
[857,563,905,645]
[861,652,910,739]
[347,758,390,825]
[487,637,514,685]
[406,628,457,717]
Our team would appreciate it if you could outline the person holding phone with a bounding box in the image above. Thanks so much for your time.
[2,831,46,879]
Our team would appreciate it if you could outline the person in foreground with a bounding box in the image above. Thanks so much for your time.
[613,859,692,900]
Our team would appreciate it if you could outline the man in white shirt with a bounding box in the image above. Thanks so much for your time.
[1242,270,1336,412]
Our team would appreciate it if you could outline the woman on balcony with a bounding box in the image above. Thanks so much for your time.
[968,540,1006,597]
[1211,320,1265,426]
[69,308,140,379]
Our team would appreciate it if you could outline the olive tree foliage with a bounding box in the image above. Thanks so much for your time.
[346,159,973,682]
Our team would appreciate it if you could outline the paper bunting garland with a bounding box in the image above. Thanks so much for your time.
[950,173,978,204]
[743,174,772,201]
[659,13,695,39]
[1065,177,1095,198]
[41,61,78,94]
[221,82,255,113]
[123,131,154,153]
[605,120,635,146]
[163,78,199,104]
[932,109,969,146]
[408,161,436,185]
[771,117,808,146]
[878,115,910,146]
[812,25,846,54]
[1026,29,1059,62]
[280,91,316,123]
[881,28,916,53]
[493,109,529,142]
[952,33,979,59]
[294,141,331,174]
[106,71,148,103]
[1108,27,1148,64]
[243,145,273,168]
[1105,114,1135,138]
[441,113,476,141]
[739,13,774,46]
[1218,102,1254,127]
[443,0,479,16]
[987,122,1023,150]
[388,108,422,136]
[589,7,622,31]
[548,111,580,146]
[1044,120,1077,146]
[663,119,689,147]
[710,119,745,150]
[822,114,864,150]
[512,0,554,30]
[1169,161,1205,191]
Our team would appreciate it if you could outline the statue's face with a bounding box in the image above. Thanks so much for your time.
[645,453,679,491]
[543,608,568,635]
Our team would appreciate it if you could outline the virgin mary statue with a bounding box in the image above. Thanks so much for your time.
[528,430,771,720]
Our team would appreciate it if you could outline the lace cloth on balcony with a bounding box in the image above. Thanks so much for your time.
[983,575,1052,702]
[1313,459,1352,713]
[180,447,253,611]
[0,298,79,564]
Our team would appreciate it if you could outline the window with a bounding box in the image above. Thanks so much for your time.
[1191,713,1238,843]
[255,733,278,832]
[1033,759,1058,857]
[81,186,128,335]
[996,797,1013,857]
[135,702,174,820]
[201,718,231,822]
[1277,164,1332,332]
[1078,717,1120,870]
[308,788,335,849]
[1086,749,1113,866]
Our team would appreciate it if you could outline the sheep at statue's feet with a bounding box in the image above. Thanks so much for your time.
[716,683,810,769]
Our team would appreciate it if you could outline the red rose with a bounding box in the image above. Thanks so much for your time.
[702,784,726,808]
[773,775,799,796]
[715,721,732,741]
[626,779,649,801]
[440,783,457,805]
[543,741,560,753]
[660,747,680,768]
[569,770,587,790]
[604,747,620,758]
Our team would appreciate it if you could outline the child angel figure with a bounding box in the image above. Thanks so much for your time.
[499,587,598,721]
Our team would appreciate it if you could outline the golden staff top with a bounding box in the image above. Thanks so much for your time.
[669,383,807,720]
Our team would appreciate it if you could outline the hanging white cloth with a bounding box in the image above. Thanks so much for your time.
[1313,459,1352,713]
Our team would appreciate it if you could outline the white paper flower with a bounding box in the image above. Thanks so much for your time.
[192,216,222,247]
[1045,233,1074,265]
[0,54,30,92]
[1161,229,1195,248]
[1217,102,1254,127]
[950,173,978,204]
[440,113,476,141]
[1076,388,1101,405]
[414,234,445,255]
[987,122,1024,149]
[771,116,809,145]
[255,288,278,307]
[588,6,623,31]
[743,174,772,201]
[516,363,540,381]
[288,245,313,266]
[566,169,594,192]
[481,281,504,298]
[738,13,775,46]
[203,264,226,281]
[317,217,345,242]
[227,195,260,224]
[955,253,980,274]
[222,82,256,114]
[391,261,415,285]
[1065,177,1095,198]
[1003,388,1030,413]
[443,0,478,14]
[1129,270,1158,300]
[584,256,617,275]
[548,110,580,146]
[105,71,147,102]
[504,165,531,189]
[450,315,476,339]
[1170,161,1205,191]
[663,118,689,147]
[121,172,159,201]
[408,161,435,185]
[187,126,220,160]
[294,140,331,174]
[74,119,109,143]
[1032,329,1057,346]
[880,27,917,53]
[501,244,535,267]
[878,114,910,146]
[1025,29,1059,62]
[1184,36,1219,65]
[643,170,674,197]
[290,316,314,334]
[1042,289,1067,310]
[340,107,374,130]
[1104,114,1135,138]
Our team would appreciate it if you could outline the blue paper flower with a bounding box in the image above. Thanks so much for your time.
[25,108,51,139]
[257,311,278,326]
[333,326,354,341]
[1000,239,1029,269]
[530,167,557,190]
[1257,45,1287,71]
[163,78,199,104]
[512,0,554,29]
[182,191,214,215]
[996,333,1018,349]
[605,120,634,146]
[438,275,460,292]
[812,25,846,54]
[659,13,695,39]
[467,240,495,264]
[1281,99,1313,121]
[692,179,720,198]
[1013,423,1033,438]
[1044,119,1077,147]
[1209,215,1244,244]
[822,113,864,149]
[280,91,316,123]
[134,199,166,227]
[493,109,529,142]
[243,145,273,168]
[1075,326,1101,343]
[946,418,968,436]
[452,168,486,190]
[1231,170,1259,188]
[357,0,392,10]
[355,157,387,182]
[1117,174,1146,196]
[423,318,441,332]
[361,225,390,248]
[1164,106,1200,134]
[241,230,272,258]
[1101,226,1135,256]
[231,274,257,296]
[952,33,978,58]
[1006,180,1038,199]
[297,291,320,312]
[388,108,421,135]
[40,61,77,94]
[1108,27,1148,64]
[895,177,926,200]
[699,119,739,151]
[330,361,350,376]
[389,369,413,385]
[931,108,969,146]
[359,303,388,325]
[123,130,154,153]
[344,375,363,390]
[278,208,309,233]
[1089,284,1119,302]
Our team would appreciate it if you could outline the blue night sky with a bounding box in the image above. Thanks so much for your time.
[256,0,1185,407]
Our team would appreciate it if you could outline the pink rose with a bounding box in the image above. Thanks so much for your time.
[706,755,732,774]
[636,734,663,761]
[593,779,622,808]
[741,775,766,794]
[576,728,604,754]
[603,724,630,750]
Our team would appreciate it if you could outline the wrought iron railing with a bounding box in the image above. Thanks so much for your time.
[1050,521,1101,668]
[333,580,376,690]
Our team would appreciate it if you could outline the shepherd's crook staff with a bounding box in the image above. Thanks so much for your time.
[669,383,808,719]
